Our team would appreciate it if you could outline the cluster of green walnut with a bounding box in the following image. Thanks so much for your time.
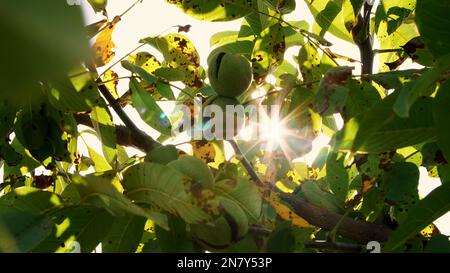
[189,53,253,250]
[202,52,253,139]
[208,51,253,107]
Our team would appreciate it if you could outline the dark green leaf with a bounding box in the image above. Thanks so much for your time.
[102,214,146,253]
[384,182,450,252]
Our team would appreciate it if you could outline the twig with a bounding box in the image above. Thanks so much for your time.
[119,0,143,18]
[228,140,266,188]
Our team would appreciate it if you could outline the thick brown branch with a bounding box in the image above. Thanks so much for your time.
[228,140,392,244]
[85,63,161,153]
[353,3,374,76]
[74,114,158,153]
[279,192,391,243]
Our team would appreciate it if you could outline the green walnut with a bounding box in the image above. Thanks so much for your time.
[208,52,253,98]
[191,197,249,250]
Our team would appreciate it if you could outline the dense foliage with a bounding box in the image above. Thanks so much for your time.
[0,0,449,253]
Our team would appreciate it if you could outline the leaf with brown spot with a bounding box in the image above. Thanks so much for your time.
[103,70,119,99]
[123,162,221,224]
[127,52,163,98]
[191,140,216,164]
[141,34,203,88]
[92,16,120,67]
[251,22,286,84]
[259,186,311,228]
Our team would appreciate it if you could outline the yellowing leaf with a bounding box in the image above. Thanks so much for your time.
[92,16,120,67]
[103,70,119,99]
[191,140,216,164]
[141,34,203,88]
[252,22,286,83]
[261,187,311,228]
[128,52,163,97]
[128,52,162,75]
[420,224,439,238]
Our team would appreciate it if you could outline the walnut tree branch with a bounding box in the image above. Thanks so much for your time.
[74,113,158,153]
[86,63,161,153]
[353,3,374,76]
[228,140,391,244]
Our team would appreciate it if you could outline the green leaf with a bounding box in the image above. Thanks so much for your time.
[384,182,450,252]
[378,22,419,69]
[35,205,114,253]
[312,66,353,116]
[0,187,61,253]
[374,0,418,68]
[394,54,450,118]
[47,68,100,113]
[424,234,450,253]
[416,0,450,58]
[102,214,146,253]
[129,78,172,136]
[71,174,168,229]
[122,60,158,85]
[155,215,195,252]
[326,152,349,201]
[3,139,40,177]
[367,69,424,90]
[299,181,344,213]
[14,100,71,163]
[154,67,186,82]
[305,0,353,43]
[210,31,240,47]
[122,162,221,224]
[168,155,215,190]
[298,42,322,84]
[0,0,89,100]
[90,105,117,168]
[381,162,419,223]
[146,145,179,165]
[334,93,436,153]
[165,0,255,21]
[215,178,262,224]
[251,21,286,83]
[433,80,450,163]
[85,144,112,173]
[374,0,415,38]
[343,79,382,120]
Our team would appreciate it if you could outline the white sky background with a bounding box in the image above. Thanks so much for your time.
[6,0,442,238]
